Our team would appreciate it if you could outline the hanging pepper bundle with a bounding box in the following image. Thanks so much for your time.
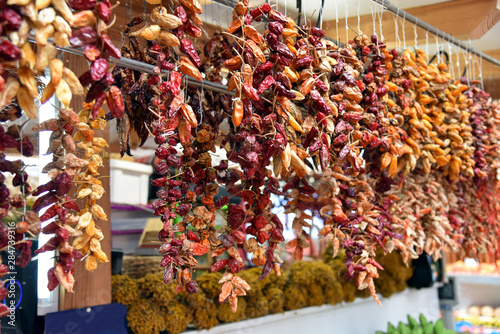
[205,0,418,307]
[29,0,122,292]
[457,88,500,258]
[1,0,499,315]
[176,1,498,311]
[105,0,500,312]
[0,126,38,269]
[32,103,111,292]
[114,0,217,294]
[0,0,122,297]
[0,0,105,117]
[114,0,204,155]
[71,103,110,271]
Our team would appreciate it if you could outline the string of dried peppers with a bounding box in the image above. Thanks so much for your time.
[139,0,500,311]
[0,0,122,297]
[0,0,498,315]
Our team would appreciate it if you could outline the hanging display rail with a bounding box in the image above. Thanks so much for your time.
[372,0,500,68]
[27,36,234,96]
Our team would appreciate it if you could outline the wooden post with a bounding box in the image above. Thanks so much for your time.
[59,53,112,310]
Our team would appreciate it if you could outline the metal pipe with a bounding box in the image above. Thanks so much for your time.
[211,0,238,8]
[316,0,325,28]
[296,0,302,26]
[28,37,234,96]
[371,0,500,68]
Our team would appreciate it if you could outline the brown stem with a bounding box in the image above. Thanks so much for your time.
[0,240,27,252]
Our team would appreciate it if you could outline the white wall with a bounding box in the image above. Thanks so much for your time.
[189,287,440,334]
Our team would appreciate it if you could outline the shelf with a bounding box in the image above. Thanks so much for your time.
[448,273,500,286]
[183,287,440,334]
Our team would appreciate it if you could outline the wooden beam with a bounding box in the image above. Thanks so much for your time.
[470,0,500,39]
[59,52,112,310]
[404,0,497,39]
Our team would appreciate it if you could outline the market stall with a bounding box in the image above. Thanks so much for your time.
[0,0,499,333]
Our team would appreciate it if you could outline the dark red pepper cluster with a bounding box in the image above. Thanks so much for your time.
[0,2,22,61]
[0,139,38,291]
[173,2,203,40]
[0,3,26,121]
[457,88,500,258]
[0,125,34,157]
[150,79,242,292]
[469,87,493,178]
[33,169,81,293]
[0,154,35,267]
[74,0,124,119]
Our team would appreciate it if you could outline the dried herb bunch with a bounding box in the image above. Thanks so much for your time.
[113,249,412,333]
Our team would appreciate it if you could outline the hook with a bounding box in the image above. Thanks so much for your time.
[461,45,469,83]
[393,15,399,51]
[479,54,484,90]
[395,7,400,50]
[425,31,429,59]
[428,50,449,66]
[461,64,468,79]
[434,32,440,64]
[447,42,455,80]
[468,39,473,83]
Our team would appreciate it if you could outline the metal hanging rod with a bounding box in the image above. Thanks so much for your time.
[316,0,325,28]
[371,0,500,68]
[28,36,234,96]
